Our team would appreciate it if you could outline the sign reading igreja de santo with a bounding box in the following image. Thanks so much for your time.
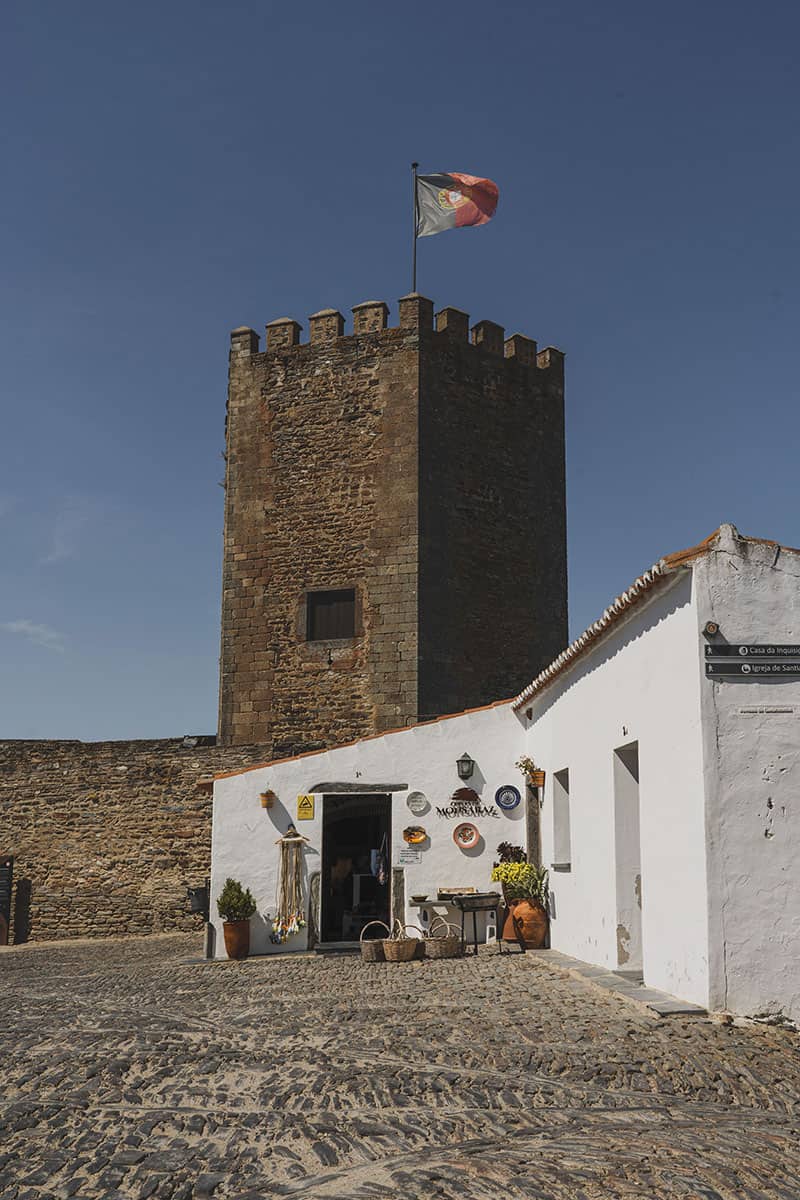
[705,642,800,677]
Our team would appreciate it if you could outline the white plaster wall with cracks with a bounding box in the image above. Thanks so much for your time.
[520,569,711,1008]
[210,702,526,958]
[695,525,800,1021]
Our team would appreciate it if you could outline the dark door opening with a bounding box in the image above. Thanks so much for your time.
[321,794,391,943]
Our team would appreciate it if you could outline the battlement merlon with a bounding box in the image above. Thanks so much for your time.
[229,298,563,373]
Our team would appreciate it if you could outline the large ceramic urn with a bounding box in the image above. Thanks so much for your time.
[502,899,547,949]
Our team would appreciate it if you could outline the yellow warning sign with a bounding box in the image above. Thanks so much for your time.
[296,794,315,820]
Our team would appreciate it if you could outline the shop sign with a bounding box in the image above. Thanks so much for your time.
[436,802,498,818]
[397,847,421,865]
[296,794,315,820]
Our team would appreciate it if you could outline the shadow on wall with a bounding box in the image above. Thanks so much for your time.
[14,878,31,944]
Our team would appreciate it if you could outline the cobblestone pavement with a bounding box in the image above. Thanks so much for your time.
[2,934,799,1199]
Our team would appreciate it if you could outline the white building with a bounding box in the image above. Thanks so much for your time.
[210,525,800,1020]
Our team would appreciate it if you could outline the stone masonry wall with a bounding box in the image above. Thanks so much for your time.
[219,294,568,750]
[419,315,568,717]
[219,297,428,753]
[0,738,271,943]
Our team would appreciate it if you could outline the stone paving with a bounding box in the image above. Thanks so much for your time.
[1,933,799,1199]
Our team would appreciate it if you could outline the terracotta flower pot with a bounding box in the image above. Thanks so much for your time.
[527,770,546,788]
[502,899,547,948]
[223,919,251,960]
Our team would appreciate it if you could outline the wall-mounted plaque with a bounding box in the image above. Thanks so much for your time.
[407,791,429,815]
[296,794,315,820]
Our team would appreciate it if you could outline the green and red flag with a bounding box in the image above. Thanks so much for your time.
[415,171,499,238]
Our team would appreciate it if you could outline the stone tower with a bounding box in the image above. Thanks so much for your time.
[218,294,567,755]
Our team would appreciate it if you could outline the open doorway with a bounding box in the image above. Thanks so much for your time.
[613,742,642,971]
[321,794,391,944]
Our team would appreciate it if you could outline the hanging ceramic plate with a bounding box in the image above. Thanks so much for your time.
[407,790,429,816]
[453,821,480,850]
[403,825,428,845]
[495,785,521,811]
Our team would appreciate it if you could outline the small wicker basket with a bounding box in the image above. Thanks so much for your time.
[382,921,423,963]
[359,920,390,963]
[424,918,463,960]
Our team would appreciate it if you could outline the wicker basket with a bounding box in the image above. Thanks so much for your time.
[360,920,390,963]
[382,922,423,963]
[424,918,463,960]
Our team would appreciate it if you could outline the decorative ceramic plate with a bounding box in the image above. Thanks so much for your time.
[407,791,429,815]
[495,784,521,811]
[403,825,428,845]
[453,821,480,850]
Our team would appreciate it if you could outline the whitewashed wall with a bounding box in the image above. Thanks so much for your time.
[210,525,800,1019]
[524,571,711,1007]
[210,702,525,957]
[696,528,800,1021]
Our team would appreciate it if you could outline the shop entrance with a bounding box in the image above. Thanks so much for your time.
[321,794,391,944]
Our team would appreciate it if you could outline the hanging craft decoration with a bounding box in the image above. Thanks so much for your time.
[495,785,521,812]
[453,821,480,850]
[271,824,309,944]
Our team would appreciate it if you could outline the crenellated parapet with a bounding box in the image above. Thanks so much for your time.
[221,290,567,750]
[229,296,562,376]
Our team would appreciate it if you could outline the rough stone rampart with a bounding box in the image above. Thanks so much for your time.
[0,737,269,943]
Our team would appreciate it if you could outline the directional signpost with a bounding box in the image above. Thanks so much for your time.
[705,643,800,677]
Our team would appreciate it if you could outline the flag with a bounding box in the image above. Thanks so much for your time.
[416,172,499,238]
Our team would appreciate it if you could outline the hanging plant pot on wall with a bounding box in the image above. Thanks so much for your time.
[527,770,546,789]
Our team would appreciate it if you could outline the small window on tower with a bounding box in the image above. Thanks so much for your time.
[306,588,356,641]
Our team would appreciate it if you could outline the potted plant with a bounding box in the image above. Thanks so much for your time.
[216,877,257,960]
[491,844,549,948]
[516,755,545,789]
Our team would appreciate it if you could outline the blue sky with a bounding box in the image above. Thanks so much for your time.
[2,1,799,739]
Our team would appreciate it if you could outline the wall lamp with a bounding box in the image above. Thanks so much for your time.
[456,752,475,780]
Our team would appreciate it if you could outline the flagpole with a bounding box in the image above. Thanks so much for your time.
[411,162,419,292]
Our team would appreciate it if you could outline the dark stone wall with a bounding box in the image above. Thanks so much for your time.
[418,323,568,719]
[0,738,270,942]
[219,296,568,750]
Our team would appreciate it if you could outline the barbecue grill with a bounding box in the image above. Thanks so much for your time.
[447,891,508,955]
